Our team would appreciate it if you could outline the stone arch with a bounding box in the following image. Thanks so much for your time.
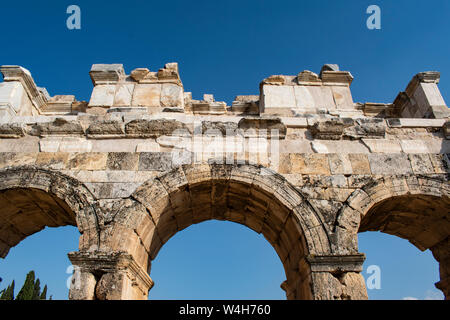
[339,174,450,299]
[106,163,366,300]
[0,166,100,258]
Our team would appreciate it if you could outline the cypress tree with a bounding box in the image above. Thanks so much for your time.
[16,271,35,300]
[39,285,47,300]
[32,278,41,300]
[1,271,50,300]
[0,280,15,300]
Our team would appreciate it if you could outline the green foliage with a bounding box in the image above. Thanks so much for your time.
[39,285,47,300]
[0,271,50,300]
[16,271,36,300]
[0,280,15,300]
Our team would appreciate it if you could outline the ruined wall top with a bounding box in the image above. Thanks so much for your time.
[0,63,448,122]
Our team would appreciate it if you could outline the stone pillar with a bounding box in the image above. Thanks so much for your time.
[68,251,154,300]
[431,237,450,300]
[393,71,449,118]
[303,254,368,300]
[0,65,47,119]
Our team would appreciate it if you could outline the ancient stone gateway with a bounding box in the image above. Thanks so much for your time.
[0,63,448,300]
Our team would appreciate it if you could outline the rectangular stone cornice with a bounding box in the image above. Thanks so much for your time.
[0,65,47,111]
[362,102,393,117]
[89,64,125,85]
[304,254,366,272]
[320,71,354,86]
[68,251,154,290]
[387,118,446,128]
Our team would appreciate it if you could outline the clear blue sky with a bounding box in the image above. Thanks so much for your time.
[0,0,448,300]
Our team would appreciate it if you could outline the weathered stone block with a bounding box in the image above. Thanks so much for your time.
[125,119,190,138]
[361,139,402,153]
[86,120,125,138]
[89,85,116,107]
[131,84,161,107]
[107,152,139,171]
[328,154,353,175]
[139,152,176,171]
[290,154,330,175]
[348,154,371,174]
[400,140,429,153]
[35,152,69,169]
[113,83,135,107]
[368,154,412,175]
[68,153,108,170]
[160,83,184,108]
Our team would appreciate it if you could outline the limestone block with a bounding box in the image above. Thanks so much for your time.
[261,85,296,111]
[0,152,37,169]
[280,117,308,128]
[311,141,370,154]
[238,118,286,138]
[86,120,125,138]
[331,86,354,109]
[59,139,93,153]
[89,64,125,85]
[290,154,330,175]
[85,182,141,199]
[106,152,139,171]
[130,68,150,82]
[139,152,178,171]
[0,105,17,121]
[307,86,336,110]
[368,154,412,174]
[308,118,353,140]
[33,118,85,136]
[328,154,353,175]
[201,121,238,138]
[88,85,116,107]
[429,154,450,173]
[340,272,368,300]
[415,82,446,110]
[408,154,434,174]
[344,119,386,139]
[310,272,343,300]
[113,83,135,107]
[0,65,45,112]
[0,81,24,113]
[43,95,75,114]
[293,86,315,110]
[280,140,313,153]
[321,71,354,85]
[91,139,140,152]
[95,272,128,300]
[387,118,446,128]
[160,83,184,108]
[400,140,429,153]
[131,84,161,107]
[68,269,97,300]
[361,139,402,153]
[425,139,449,153]
[297,70,321,83]
[35,152,70,170]
[125,119,190,138]
[135,141,161,152]
[156,136,191,149]
[348,154,371,174]
[0,136,38,152]
[39,139,60,152]
[68,153,108,170]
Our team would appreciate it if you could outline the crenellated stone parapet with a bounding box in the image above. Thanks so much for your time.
[1,62,448,120]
